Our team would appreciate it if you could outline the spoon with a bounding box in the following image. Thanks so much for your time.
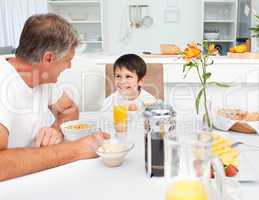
[231,141,259,150]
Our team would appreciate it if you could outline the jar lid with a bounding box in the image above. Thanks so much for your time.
[143,103,176,119]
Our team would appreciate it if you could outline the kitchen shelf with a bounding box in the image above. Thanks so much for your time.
[204,0,236,4]
[203,40,235,42]
[48,1,100,5]
[204,20,235,23]
[69,20,101,24]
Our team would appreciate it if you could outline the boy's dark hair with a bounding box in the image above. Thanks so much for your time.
[113,54,147,81]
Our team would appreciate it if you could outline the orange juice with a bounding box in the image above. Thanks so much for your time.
[166,180,208,200]
[113,105,128,133]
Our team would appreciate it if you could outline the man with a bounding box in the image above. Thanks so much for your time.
[0,14,109,181]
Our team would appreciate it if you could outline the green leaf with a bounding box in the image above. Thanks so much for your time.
[195,88,204,114]
[203,41,209,51]
[202,72,211,82]
[183,61,196,72]
[209,60,214,66]
[208,82,230,87]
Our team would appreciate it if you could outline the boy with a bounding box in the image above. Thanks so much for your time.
[102,54,156,111]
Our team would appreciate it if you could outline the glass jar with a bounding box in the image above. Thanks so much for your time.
[143,103,176,177]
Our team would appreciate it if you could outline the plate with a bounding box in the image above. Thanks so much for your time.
[235,150,259,183]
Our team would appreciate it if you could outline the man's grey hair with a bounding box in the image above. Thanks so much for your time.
[16,13,78,64]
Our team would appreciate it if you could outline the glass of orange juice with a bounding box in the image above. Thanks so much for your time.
[113,97,129,137]
[166,179,208,200]
[164,125,225,200]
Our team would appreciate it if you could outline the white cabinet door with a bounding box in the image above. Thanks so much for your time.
[58,56,105,111]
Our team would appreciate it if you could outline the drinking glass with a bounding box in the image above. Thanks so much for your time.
[113,96,129,138]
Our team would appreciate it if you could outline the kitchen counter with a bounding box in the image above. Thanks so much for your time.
[70,53,259,112]
[76,53,259,84]
[80,53,259,65]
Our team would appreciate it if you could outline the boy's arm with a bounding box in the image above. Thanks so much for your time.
[49,92,79,131]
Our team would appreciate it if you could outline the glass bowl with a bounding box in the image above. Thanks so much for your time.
[96,141,134,167]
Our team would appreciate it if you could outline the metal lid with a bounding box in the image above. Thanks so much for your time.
[143,103,176,119]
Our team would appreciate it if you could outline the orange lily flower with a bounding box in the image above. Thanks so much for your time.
[183,42,201,61]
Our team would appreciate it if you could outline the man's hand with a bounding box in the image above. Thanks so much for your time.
[74,132,110,159]
[34,127,64,147]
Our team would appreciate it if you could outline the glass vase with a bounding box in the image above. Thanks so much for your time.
[197,99,213,133]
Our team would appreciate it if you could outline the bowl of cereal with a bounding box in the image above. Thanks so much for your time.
[61,120,97,141]
[96,141,134,167]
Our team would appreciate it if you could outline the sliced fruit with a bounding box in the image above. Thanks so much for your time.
[225,164,239,177]
[211,133,240,177]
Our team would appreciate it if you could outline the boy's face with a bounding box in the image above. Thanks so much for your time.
[114,67,143,99]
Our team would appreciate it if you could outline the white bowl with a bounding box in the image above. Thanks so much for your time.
[61,120,97,141]
[204,32,219,40]
[96,141,134,167]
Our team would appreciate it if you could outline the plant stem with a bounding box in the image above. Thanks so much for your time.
[203,84,212,129]
[201,55,212,130]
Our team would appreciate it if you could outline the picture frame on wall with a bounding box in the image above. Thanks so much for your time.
[164,8,180,23]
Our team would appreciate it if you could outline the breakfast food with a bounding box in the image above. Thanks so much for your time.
[217,108,259,133]
[97,142,134,167]
[65,123,92,130]
[211,133,239,177]
[160,44,181,55]
[99,143,128,153]
[217,108,259,121]
[217,108,247,120]
[128,103,138,111]
[194,133,240,177]
[143,100,157,107]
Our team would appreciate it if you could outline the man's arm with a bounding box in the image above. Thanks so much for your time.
[49,92,79,131]
[0,125,109,181]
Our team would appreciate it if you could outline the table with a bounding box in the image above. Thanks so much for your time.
[0,112,259,200]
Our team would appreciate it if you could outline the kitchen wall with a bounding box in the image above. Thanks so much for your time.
[104,0,203,53]
[251,0,259,51]
[252,0,259,24]
[0,0,48,47]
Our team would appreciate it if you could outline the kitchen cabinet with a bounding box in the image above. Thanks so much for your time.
[202,0,238,55]
[48,0,104,53]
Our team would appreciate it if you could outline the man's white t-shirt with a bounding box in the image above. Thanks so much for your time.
[101,89,156,111]
[0,58,63,148]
